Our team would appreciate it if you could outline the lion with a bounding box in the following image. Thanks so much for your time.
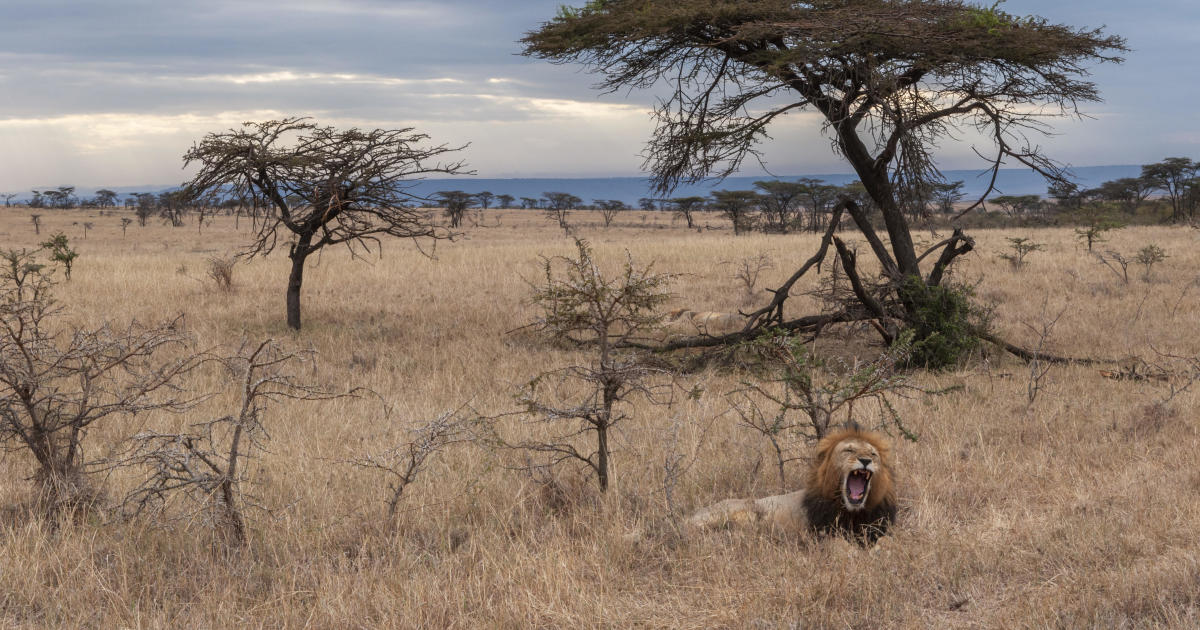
[687,424,897,543]
[666,308,741,334]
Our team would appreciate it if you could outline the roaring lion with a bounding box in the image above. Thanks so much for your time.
[688,424,897,543]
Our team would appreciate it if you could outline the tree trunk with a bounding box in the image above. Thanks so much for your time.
[836,126,920,277]
[286,236,312,330]
[30,436,89,516]
[595,420,609,492]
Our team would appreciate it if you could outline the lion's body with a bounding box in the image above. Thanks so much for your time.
[666,308,740,334]
[688,426,897,542]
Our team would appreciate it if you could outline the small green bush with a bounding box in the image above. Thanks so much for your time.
[899,277,988,369]
[40,232,78,280]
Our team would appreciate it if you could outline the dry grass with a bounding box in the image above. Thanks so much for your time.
[1,207,1199,628]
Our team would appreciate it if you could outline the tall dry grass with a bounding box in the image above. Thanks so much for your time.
[1,207,1198,628]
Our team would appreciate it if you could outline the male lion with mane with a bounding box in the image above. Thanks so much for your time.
[688,424,897,543]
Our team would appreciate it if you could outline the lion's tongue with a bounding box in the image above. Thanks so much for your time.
[847,474,867,500]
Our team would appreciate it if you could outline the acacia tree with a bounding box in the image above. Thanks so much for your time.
[1095,177,1153,216]
[595,198,627,227]
[543,191,582,233]
[710,189,759,235]
[435,190,475,228]
[0,250,200,515]
[991,194,1042,216]
[669,195,706,229]
[796,177,839,231]
[183,118,470,329]
[932,181,966,214]
[509,239,673,491]
[754,180,805,233]
[94,189,119,208]
[1142,158,1198,222]
[524,1,1124,357]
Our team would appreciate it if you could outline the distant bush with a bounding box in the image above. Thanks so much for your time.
[1135,244,1168,281]
[999,236,1044,270]
[206,255,238,291]
[40,233,78,280]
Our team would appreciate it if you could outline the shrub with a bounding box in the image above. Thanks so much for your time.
[900,277,989,369]
[40,233,78,280]
[999,236,1044,270]
[500,238,674,492]
[205,255,238,291]
[1135,244,1167,281]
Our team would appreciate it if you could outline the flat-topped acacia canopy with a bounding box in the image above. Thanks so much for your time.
[523,0,1126,360]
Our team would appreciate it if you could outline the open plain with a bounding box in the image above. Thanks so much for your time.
[1,207,1199,628]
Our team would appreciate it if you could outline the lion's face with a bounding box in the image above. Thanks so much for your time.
[809,427,894,514]
[830,438,882,511]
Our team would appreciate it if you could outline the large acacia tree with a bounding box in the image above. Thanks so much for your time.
[524,0,1125,355]
[184,119,469,330]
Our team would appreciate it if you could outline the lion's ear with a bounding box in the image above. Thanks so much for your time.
[813,433,837,461]
[875,437,892,465]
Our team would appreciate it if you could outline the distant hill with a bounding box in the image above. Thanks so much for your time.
[23,165,1142,207]
[399,165,1143,206]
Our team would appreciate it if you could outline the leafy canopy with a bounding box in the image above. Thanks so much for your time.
[524,0,1126,196]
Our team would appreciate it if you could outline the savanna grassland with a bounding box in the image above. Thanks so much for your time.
[1,207,1199,629]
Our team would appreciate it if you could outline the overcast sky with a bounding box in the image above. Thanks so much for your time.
[0,0,1195,192]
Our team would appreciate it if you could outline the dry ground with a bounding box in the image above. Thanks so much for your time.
[1,207,1198,628]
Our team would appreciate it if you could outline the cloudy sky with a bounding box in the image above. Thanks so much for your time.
[0,0,1195,192]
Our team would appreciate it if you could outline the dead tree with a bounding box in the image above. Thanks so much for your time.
[120,339,351,546]
[0,250,200,516]
[524,1,1126,363]
[183,118,471,329]
[346,405,478,531]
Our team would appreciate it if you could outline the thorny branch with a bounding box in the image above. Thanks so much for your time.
[116,339,357,546]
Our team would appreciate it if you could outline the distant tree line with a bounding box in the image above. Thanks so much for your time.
[414,156,1198,234]
[5,157,1195,236]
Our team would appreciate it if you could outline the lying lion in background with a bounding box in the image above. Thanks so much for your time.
[666,308,741,334]
[688,424,897,543]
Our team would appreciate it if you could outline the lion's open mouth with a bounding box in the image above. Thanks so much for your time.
[844,469,872,506]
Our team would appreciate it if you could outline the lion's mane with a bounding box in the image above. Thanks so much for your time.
[801,426,896,542]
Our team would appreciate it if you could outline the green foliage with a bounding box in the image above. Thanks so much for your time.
[1073,207,1125,251]
[556,0,609,20]
[531,239,672,346]
[519,238,676,492]
[899,278,987,370]
[961,2,1041,35]
[40,232,78,280]
[1,249,51,303]
[732,328,919,475]
[999,236,1044,270]
[1135,244,1168,280]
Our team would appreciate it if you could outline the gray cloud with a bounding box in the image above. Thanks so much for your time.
[0,0,1195,190]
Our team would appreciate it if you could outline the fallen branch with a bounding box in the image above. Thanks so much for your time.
[833,237,893,345]
[625,311,858,352]
[739,203,845,331]
[978,331,1110,366]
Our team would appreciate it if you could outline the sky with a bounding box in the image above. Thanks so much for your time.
[0,0,1196,193]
